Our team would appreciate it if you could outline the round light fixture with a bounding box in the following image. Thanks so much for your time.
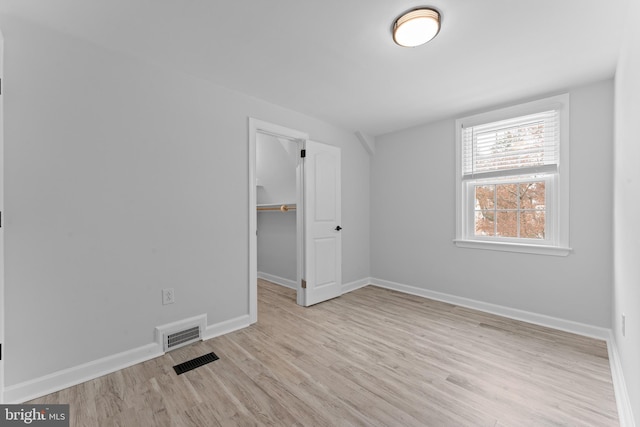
[393,8,441,47]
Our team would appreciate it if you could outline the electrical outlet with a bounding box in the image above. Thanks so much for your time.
[622,314,626,337]
[162,288,175,305]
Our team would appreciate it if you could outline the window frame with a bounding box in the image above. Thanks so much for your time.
[454,94,571,256]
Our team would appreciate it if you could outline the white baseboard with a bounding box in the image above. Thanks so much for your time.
[258,271,297,289]
[4,314,252,404]
[3,343,163,404]
[259,273,371,295]
[202,314,252,340]
[342,277,371,294]
[607,333,636,427]
[371,277,610,340]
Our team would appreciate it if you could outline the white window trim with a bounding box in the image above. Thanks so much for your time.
[454,94,572,256]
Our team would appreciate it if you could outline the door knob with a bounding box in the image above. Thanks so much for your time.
[335,225,342,231]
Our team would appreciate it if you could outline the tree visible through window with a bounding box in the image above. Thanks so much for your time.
[474,181,545,238]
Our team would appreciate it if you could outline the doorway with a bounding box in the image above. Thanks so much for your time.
[255,132,304,304]
[248,119,343,322]
[249,119,307,323]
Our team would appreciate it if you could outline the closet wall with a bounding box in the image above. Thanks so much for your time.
[256,133,298,287]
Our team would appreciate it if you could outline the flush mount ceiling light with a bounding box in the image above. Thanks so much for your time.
[393,8,441,47]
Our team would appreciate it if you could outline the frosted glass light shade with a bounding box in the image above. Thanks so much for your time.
[393,8,440,47]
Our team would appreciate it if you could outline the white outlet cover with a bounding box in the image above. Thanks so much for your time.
[162,288,175,305]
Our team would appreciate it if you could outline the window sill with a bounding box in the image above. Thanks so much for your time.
[453,239,572,256]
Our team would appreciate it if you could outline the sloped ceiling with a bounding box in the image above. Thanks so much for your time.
[0,0,628,136]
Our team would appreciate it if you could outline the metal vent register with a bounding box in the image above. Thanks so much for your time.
[173,352,219,375]
[165,326,201,351]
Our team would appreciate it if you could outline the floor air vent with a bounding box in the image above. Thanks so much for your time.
[173,352,219,375]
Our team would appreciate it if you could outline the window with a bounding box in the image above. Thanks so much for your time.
[455,94,571,256]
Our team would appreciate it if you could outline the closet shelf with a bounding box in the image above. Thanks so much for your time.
[257,203,296,212]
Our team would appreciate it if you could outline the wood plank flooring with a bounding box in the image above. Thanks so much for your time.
[30,280,619,426]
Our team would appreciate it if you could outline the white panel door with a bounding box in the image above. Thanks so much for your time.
[303,141,341,306]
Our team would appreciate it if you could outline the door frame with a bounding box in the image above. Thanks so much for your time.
[248,118,308,323]
[0,29,5,404]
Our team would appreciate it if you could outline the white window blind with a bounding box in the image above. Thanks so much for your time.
[461,109,559,180]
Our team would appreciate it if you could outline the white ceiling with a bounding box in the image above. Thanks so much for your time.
[0,0,628,136]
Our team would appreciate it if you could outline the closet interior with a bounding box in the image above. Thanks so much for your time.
[256,132,300,290]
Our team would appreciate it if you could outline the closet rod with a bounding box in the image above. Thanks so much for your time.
[257,204,296,212]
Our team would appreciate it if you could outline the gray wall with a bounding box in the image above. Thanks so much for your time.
[257,212,297,283]
[371,80,613,327]
[1,16,370,386]
[614,0,640,420]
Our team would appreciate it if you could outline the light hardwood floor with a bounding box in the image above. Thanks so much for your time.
[30,280,619,426]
